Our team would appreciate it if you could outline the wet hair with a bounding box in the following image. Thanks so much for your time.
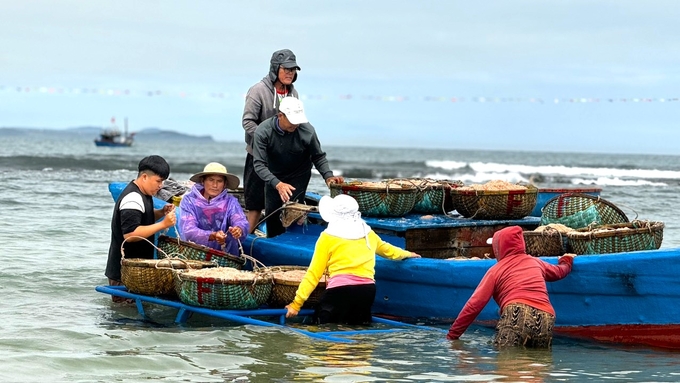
[137,155,170,179]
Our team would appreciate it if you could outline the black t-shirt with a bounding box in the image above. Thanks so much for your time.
[105,181,156,281]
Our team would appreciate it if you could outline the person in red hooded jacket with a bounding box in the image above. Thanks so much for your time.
[446,225,576,348]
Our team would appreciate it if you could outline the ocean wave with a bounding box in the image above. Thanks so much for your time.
[427,160,680,180]
[571,177,668,187]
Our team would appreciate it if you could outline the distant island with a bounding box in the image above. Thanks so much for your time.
[0,126,214,142]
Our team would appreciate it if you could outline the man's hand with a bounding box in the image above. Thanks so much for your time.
[162,204,175,215]
[325,176,344,186]
[162,206,176,228]
[275,182,296,203]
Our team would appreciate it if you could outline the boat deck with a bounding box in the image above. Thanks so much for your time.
[95,285,446,343]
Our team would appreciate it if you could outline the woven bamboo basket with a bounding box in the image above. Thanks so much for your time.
[523,229,567,257]
[280,203,318,228]
[177,267,273,309]
[157,235,246,269]
[121,258,216,296]
[567,220,664,255]
[266,266,327,308]
[450,184,538,220]
[329,180,418,217]
[410,179,464,214]
[540,193,629,229]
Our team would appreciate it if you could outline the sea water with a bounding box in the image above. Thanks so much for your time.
[1,132,680,382]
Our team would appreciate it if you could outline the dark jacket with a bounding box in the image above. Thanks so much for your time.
[241,51,299,154]
[252,115,333,188]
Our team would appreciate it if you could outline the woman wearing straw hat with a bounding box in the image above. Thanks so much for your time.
[179,162,249,255]
[285,194,420,325]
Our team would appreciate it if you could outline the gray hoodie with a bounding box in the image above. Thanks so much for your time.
[241,50,300,154]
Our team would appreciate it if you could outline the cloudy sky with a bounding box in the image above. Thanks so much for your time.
[1,1,679,154]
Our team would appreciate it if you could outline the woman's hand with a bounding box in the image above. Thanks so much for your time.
[214,230,227,245]
[228,226,243,239]
[409,252,422,259]
[285,304,299,318]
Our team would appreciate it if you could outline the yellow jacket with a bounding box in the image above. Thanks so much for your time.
[289,230,412,311]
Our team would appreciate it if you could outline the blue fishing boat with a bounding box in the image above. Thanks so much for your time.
[108,182,680,349]
[94,117,134,147]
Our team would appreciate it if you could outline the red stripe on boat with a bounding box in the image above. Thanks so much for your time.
[555,324,680,350]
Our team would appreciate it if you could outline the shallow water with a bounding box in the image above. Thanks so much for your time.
[2,134,680,382]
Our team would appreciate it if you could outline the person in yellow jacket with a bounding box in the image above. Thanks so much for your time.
[285,194,420,324]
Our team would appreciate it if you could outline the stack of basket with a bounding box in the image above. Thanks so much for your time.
[266,266,326,308]
[409,179,464,214]
[175,267,273,309]
[121,257,216,297]
[539,193,664,255]
[329,180,419,217]
[449,181,538,220]
[567,220,664,255]
[523,224,573,257]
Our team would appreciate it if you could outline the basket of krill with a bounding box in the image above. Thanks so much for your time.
[157,235,246,269]
[404,178,464,215]
[566,220,664,255]
[176,266,274,309]
[523,224,575,257]
[540,193,629,229]
[266,266,326,308]
[449,180,538,220]
[121,254,216,297]
[328,179,419,217]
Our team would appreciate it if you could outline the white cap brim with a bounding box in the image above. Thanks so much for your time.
[486,237,493,245]
[286,112,308,125]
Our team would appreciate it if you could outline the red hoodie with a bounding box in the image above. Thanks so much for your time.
[447,226,573,340]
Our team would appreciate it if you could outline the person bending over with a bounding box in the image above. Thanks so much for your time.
[285,194,420,324]
[447,225,576,349]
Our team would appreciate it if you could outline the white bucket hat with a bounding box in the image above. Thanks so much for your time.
[318,194,371,245]
[189,162,240,190]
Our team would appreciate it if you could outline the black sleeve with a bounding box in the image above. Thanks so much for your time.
[120,209,144,235]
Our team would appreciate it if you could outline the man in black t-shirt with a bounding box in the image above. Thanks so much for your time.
[105,155,176,302]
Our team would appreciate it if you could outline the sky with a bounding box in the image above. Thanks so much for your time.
[1,1,680,155]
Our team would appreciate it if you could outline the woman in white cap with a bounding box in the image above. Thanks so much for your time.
[285,194,420,324]
[179,162,249,255]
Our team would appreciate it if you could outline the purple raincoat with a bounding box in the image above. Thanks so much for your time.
[179,184,249,255]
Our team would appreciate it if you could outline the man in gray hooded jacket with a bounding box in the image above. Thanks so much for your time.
[241,49,300,233]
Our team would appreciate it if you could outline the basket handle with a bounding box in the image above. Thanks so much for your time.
[120,235,188,264]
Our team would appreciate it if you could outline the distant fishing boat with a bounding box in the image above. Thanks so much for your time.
[94,117,134,147]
